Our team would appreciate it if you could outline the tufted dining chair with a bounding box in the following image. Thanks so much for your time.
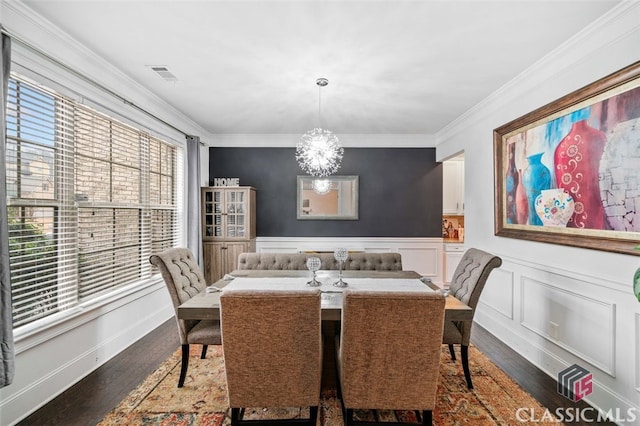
[444,248,502,389]
[337,290,445,425]
[236,252,403,271]
[149,247,221,388]
[220,289,322,426]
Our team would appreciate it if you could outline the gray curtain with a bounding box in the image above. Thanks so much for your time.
[1,31,15,388]
[186,135,203,266]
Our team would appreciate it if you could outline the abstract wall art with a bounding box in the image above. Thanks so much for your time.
[494,61,640,255]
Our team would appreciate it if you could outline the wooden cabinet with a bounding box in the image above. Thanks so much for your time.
[203,240,256,283]
[443,160,464,215]
[202,186,256,283]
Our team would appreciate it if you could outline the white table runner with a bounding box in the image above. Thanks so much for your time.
[222,277,434,293]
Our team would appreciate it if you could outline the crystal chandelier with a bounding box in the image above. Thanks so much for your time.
[296,78,343,177]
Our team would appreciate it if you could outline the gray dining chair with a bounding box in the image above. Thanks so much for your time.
[443,247,502,389]
[336,290,446,426]
[149,247,221,388]
[220,288,322,426]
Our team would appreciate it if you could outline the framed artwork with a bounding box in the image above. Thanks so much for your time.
[494,61,640,255]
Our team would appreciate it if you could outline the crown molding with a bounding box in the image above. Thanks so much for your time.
[207,133,436,148]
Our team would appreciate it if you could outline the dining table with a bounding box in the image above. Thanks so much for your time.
[177,269,473,322]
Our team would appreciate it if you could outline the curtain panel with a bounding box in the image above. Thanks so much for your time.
[186,135,203,266]
[1,32,15,388]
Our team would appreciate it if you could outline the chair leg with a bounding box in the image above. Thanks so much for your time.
[178,344,189,388]
[201,344,208,359]
[345,408,354,426]
[231,407,241,426]
[422,410,432,425]
[309,406,319,425]
[448,344,456,360]
[461,345,473,389]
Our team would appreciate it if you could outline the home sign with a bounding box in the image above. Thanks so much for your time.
[213,177,240,187]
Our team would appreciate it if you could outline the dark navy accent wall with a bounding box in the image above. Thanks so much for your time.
[208,147,442,237]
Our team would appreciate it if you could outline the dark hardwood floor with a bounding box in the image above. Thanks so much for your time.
[18,320,614,426]
[18,319,180,426]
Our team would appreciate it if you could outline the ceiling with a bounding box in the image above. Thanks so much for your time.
[19,0,621,138]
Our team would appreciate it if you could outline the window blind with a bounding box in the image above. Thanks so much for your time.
[6,78,77,327]
[5,73,181,328]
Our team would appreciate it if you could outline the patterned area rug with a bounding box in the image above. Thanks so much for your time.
[99,345,560,425]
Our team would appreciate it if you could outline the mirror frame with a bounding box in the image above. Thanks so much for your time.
[296,175,359,220]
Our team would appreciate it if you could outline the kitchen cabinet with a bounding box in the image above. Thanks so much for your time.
[444,243,465,286]
[201,186,256,283]
[443,160,464,215]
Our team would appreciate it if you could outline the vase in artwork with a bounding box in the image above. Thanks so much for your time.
[534,189,575,227]
[554,120,607,229]
[522,152,551,226]
[515,169,528,225]
[598,118,640,232]
[634,266,640,303]
[505,142,519,224]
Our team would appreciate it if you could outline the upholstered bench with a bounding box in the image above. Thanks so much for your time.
[237,252,403,271]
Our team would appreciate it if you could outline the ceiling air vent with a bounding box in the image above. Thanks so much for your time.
[148,66,178,82]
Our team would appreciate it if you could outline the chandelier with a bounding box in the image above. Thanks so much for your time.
[296,78,343,177]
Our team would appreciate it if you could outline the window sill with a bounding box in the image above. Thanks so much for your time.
[14,276,165,354]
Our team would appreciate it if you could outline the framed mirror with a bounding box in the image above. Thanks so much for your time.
[297,175,359,220]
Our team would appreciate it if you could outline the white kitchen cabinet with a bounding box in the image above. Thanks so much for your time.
[444,243,465,286]
[443,160,464,215]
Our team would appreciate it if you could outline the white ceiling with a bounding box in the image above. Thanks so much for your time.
[19,0,621,138]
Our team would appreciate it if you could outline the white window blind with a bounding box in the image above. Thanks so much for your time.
[5,73,181,328]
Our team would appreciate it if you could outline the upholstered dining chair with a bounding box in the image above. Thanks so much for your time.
[220,289,322,426]
[444,247,502,389]
[149,247,221,388]
[337,290,446,426]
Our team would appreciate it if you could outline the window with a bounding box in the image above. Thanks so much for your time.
[6,73,181,329]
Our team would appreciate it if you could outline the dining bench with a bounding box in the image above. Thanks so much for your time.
[237,252,403,271]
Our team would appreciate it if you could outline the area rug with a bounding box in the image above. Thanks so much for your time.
[99,345,561,425]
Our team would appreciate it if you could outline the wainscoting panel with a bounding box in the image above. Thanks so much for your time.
[398,247,441,278]
[255,237,444,283]
[479,268,514,320]
[520,276,616,376]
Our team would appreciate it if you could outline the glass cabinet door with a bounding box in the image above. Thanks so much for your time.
[225,190,246,238]
[213,190,223,237]
[203,189,224,237]
[203,187,252,240]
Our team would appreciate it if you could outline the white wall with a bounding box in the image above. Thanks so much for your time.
[0,2,212,424]
[435,2,640,420]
